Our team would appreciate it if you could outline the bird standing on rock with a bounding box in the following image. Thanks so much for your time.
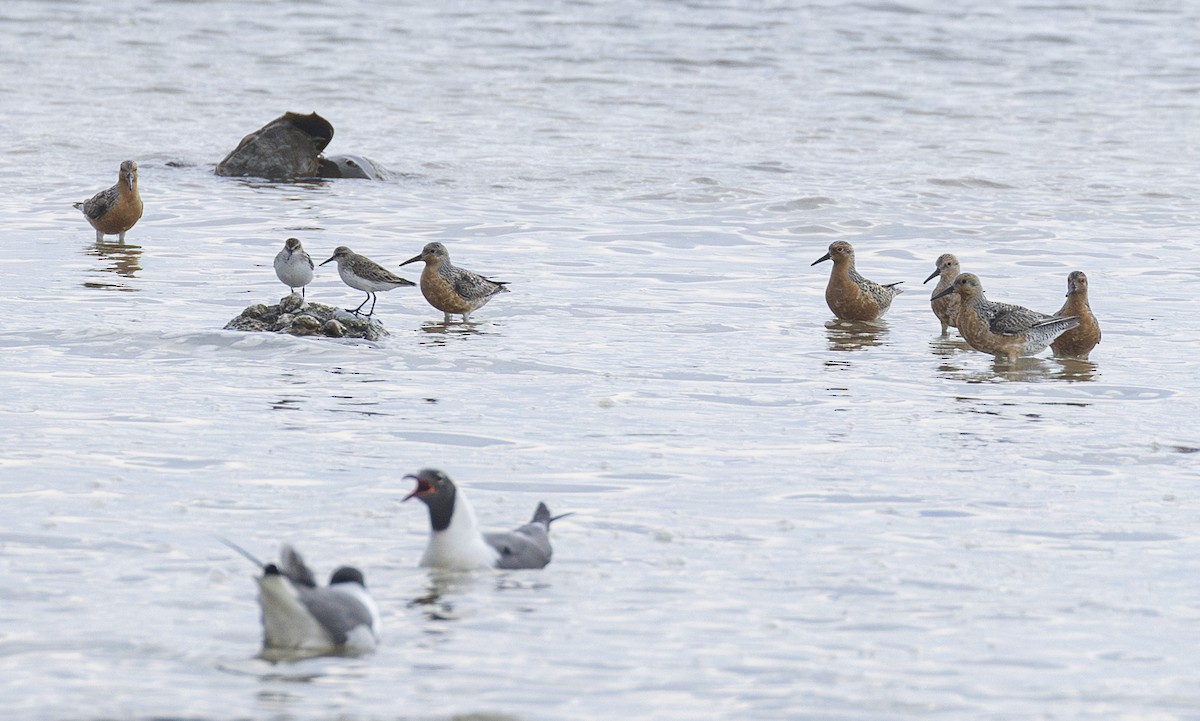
[274,237,314,298]
[319,246,415,317]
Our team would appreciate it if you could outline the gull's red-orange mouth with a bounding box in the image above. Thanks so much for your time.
[402,475,434,502]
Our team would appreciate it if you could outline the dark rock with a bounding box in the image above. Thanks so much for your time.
[214,112,389,180]
[225,295,388,341]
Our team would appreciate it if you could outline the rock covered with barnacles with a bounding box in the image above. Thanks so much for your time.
[225,293,388,341]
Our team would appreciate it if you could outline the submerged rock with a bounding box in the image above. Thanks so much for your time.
[215,112,389,180]
[225,294,388,341]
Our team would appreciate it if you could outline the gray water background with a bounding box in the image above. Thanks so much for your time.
[1,0,1199,719]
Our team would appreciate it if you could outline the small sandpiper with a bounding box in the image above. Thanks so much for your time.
[931,273,1079,363]
[319,246,415,317]
[274,237,315,299]
[399,242,510,324]
[1050,270,1101,359]
[924,253,962,335]
[811,241,903,321]
[74,160,143,242]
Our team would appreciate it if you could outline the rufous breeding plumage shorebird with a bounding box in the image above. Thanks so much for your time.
[924,253,961,335]
[274,237,315,298]
[403,468,571,571]
[74,160,143,242]
[399,242,510,324]
[811,241,903,321]
[1050,270,1101,359]
[931,273,1080,363]
[319,246,415,317]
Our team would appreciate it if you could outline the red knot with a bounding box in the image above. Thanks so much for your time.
[931,273,1079,362]
[319,246,415,317]
[74,160,142,242]
[399,242,510,324]
[274,238,314,299]
[1050,271,1101,359]
[924,253,961,335]
[811,241,903,320]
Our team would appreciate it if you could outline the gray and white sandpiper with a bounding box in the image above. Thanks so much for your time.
[274,237,315,298]
[74,160,143,242]
[931,273,1079,363]
[924,253,962,335]
[220,539,380,657]
[399,242,510,324]
[811,241,903,321]
[319,246,415,317]
[403,468,570,571]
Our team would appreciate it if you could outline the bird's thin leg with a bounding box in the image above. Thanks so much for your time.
[349,293,371,315]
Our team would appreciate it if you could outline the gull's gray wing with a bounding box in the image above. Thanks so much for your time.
[295,587,373,645]
[484,502,556,570]
[279,545,318,588]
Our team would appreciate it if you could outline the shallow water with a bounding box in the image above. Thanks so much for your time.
[2,0,1200,719]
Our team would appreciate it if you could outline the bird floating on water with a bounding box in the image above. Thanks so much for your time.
[74,160,143,242]
[403,468,570,570]
[1050,270,1101,360]
[931,273,1079,363]
[811,241,903,321]
[219,539,380,657]
[399,242,510,324]
[319,246,415,317]
[924,253,961,335]
[274,237,314,299]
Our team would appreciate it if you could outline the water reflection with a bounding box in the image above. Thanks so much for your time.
[82,240,142,291]
[928,334,971,359]
[939,356,1098,384]
[409,571,480,621]
[824,318,888,352]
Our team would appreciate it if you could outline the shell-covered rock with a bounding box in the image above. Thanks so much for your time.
[225,295,388,341]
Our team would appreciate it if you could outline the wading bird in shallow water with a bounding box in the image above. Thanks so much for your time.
[273,237,314,298]
[924,253,962,335]
[931,273,1079,363]
[811,241,903,320]
[319,246,415,317]
[403,468,571,570]
[219,539,380,657]
[74,160,143,242]
[1050,271,1101,360]
[399,242,509,324]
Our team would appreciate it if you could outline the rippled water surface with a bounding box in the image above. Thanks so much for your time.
[3,1,1200,719]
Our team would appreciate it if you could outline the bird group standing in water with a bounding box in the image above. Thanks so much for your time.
[813,241,1100,362]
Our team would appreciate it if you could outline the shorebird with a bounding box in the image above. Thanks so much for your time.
[1051,271,1101,359]
[811,241,903,320]
[931,273,1079,363]
[74,160,143,242]
[403,468,571,571]
[399,242,509,323]
[319,246,415,317]
[219,539,380,656]
[273,237,314,298]
[924,253,961,335]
